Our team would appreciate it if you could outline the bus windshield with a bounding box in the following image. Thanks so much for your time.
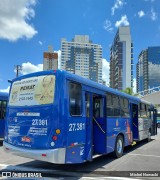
[9,75,55,106]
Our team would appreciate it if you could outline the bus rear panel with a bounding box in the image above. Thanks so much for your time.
[4,71,68,163]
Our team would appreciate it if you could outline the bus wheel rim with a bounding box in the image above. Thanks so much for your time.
[117,139,122,153]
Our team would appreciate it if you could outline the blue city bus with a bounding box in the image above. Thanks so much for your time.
[0,92,8,139]
[3,70,157,164]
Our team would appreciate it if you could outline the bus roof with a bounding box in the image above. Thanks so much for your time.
[62,70,141,103]
[0,92,8,98]
[10,69,152,105]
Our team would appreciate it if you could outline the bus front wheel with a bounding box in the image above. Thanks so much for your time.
[113,135,124,158]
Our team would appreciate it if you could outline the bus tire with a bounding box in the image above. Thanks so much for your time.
[147,129,151,142]
[113,135,124,158]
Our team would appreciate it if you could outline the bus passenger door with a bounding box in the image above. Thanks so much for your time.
[85,93,106,161]
[85,93,92,161]
[150,108,157,135]
[131,104,139,140]
[92,95,106,155]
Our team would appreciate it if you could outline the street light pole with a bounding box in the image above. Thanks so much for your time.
[15,65,22,77]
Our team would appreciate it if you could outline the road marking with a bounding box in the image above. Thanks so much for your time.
[129,153,160,158]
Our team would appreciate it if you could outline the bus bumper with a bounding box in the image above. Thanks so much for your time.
[3,141,66,164]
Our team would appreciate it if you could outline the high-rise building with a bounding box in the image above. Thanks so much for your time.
[61,35,102,84]
[136,46,160,93]
[110,26,133,91]
[43,46,58,70]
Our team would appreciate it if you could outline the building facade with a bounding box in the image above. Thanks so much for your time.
[110,26,133,91]
[61,35,102,84]
[137,46,160,93]
[43,46,58,71]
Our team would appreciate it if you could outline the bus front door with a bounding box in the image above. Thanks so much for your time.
[92,95,106,155]
[131,104,139,140]
[150,108,157,135]
[85,93,106,161]
[85,93,92,161]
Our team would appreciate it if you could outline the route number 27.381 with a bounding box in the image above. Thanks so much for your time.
[69,123,85,131]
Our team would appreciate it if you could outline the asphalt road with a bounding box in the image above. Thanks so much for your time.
[0,129,160,179]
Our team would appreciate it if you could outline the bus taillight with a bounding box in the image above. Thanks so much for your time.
[52,136,57,141]
[42,154,46,157]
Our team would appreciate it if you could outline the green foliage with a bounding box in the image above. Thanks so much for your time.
[121,87,136,96]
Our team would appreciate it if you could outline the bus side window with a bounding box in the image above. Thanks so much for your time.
[146,105,150,118]
[0,100,7,119]
[106,94,113,117]
[2,101,7,119]
[85,94,90,118]
[93,98,100,118]
[120,98,130,117]
[140,103,147,118]
[106,93,120,117]
[93,96,104,118]
[69,82,82,116]
[112,95,120,117]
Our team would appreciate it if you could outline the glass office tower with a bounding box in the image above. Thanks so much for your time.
[110,26,133,91]
[136,46,160,93]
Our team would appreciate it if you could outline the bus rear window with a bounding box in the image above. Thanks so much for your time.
[9,75,55,106]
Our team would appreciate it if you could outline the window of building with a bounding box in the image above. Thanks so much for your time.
[69,82,82,116]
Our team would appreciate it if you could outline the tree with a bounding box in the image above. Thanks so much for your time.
[121,87,134,95]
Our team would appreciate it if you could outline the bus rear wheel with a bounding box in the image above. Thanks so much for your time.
[113,135,124,158]
[147,129,151,142]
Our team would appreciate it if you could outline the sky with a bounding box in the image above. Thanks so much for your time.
[0,0,160,93]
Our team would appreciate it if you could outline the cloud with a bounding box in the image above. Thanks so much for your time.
[138,10,145,18]
[150,7,157,21]
[104,20,113,32]
[0,86,10,93]
[115,15,130,27]
[133,78,136,93]
[38,41,43,45]
[0,0,37,41]
[102,58,110,86]
[20,62,43,75]
[111,0,125,16]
